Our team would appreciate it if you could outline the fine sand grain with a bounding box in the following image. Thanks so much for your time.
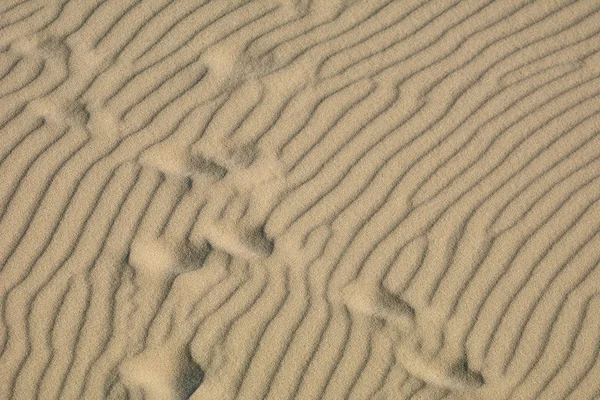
[1,1,600,399]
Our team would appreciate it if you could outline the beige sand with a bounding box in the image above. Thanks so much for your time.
[1,0,599,399]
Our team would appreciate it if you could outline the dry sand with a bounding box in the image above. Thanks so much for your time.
[1,0,599,399]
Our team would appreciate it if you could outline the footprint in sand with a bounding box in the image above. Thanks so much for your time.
[127,237,211,282]
[120,346,204,400]
[342,282,484,393]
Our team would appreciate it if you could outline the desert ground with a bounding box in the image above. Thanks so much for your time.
[1,0,599,399]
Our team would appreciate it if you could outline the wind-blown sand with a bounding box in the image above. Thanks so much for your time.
[1,1,599,399]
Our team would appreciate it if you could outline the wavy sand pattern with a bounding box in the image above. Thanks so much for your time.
[1,1,600,399]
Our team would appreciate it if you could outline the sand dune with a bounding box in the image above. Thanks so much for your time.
[1,0,599,399]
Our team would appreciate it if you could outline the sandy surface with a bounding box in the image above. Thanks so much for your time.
[1,1,599,399]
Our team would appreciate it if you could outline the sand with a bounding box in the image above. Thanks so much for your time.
[0,0,599,399]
